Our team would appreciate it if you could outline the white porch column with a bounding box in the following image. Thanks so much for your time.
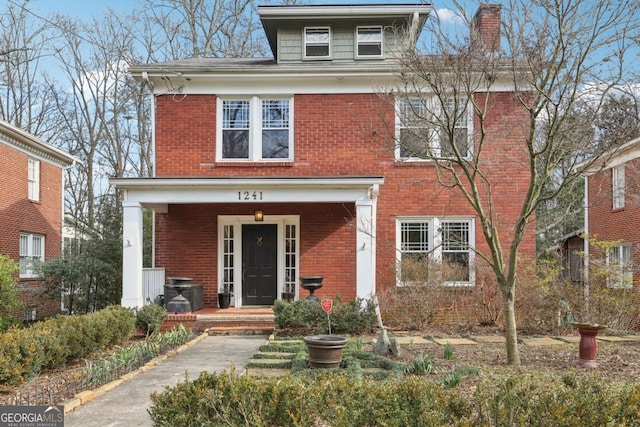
[121,201,144,308]
[355,198,376,300]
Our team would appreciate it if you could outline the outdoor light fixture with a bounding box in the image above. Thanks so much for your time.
[254,210,264,222]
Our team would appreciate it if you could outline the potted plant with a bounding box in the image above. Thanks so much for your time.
[218,283,231,309]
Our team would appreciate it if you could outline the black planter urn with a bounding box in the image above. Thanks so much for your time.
[218,293,231,309]
[300,276,323,302]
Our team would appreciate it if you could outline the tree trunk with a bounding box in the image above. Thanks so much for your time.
[503,290,521,366]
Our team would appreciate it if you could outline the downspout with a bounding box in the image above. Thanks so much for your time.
[583,175,590,311]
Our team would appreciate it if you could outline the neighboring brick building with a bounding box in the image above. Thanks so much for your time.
[0,120,76,318]
[583,136,640,288]
[112,4,535,311]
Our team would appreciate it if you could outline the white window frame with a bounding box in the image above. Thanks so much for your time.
[395,96,473,161]
[607,244,632,288]
[217,96,293,162]
[28,158,40,201]
[218,215,300,307]
[396,217,475,286]
[612,165,625,209]
[356,26,383,58]
[20,232,45,278]
[304,26,331,59]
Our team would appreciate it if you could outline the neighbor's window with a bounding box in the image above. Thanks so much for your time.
[28,158,40,201]
[356,26,383,57]
[20,233,44,278]
[396,96,472,160]
[397,217,474,285]
[219,97,292,161]
[612,165,625,209]
[607,244,632,288]
[304,27,331,58]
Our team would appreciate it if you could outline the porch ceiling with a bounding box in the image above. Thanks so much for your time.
[109,176,384,207]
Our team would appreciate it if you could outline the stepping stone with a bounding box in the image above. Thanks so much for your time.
[248,358,292,367]
[522,337,566,346]
[394,336,433,345]
[431,338,477,345]
[475,335,506,343]
[257,352,296,359]
[597,336,631,342]
[557,336,581,343]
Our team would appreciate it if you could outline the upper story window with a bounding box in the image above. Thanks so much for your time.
[396,96,472,161]
[612,165,625,209]
[397,217,475,286]
[20,232,44,278]
[218,97,292,161]
[356,26,383,57]
[28,158,40,201]
[304,27,331,59]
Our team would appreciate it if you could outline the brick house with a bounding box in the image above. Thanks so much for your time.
[583,136,640,288]
[0,120,76,318]
[112,4,535,311]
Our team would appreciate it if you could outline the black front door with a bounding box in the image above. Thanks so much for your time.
[242,224,277,305]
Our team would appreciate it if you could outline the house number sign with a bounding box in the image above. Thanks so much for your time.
[237,191,263,201]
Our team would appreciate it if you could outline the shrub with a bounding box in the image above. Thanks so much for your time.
[0,255,23,332]
[0,306,135,386]
[149,372,640,426]
[135,304,168,337]
[273,297,376,335]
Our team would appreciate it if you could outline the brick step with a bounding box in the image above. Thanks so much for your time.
[204,325,275,335]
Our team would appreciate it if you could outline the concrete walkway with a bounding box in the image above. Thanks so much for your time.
[63,334,266,427]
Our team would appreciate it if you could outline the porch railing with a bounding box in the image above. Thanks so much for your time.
[143,267,165,304]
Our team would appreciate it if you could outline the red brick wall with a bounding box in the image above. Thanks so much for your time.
[153,90,535,307]
[0,142,65,315]
[588,158,640,282]
[0,143,64,262]
[155,202,357,306]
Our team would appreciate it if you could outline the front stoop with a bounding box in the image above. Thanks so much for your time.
[161,309,276,334]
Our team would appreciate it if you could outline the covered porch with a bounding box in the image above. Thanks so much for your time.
[110,176,384,310]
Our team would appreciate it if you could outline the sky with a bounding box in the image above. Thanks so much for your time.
[24,0,470,23]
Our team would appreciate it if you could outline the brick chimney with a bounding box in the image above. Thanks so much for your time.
[470,4,501,52]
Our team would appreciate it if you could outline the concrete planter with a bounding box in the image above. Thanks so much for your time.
[304,335,348,369]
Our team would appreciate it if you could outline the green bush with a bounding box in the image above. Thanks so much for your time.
[135,304,168,337]
[0,255,23,332]
[273,297,376,335]
[149,372,640,426]
[0,305,135,386]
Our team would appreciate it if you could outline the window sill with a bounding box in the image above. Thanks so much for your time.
[210,161,295,168]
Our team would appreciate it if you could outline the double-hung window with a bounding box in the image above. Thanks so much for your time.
[219,97,292,161]
[607,244,632,288]
[28,158,40,201]
[396,96,472,160]
[356,26,383,57]
[304,27,330,59]
[612,165,625,209]
[20,233,45,278]
[397,217,474,285]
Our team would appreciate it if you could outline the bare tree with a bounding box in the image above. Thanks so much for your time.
[0,0,62,137]
[137,0,267,61]
[393,0,640,365]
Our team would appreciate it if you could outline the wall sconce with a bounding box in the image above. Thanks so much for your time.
[254,210,264,222]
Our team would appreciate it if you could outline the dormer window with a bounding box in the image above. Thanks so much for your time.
[304,27,331,59]
[356,26,383,57]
